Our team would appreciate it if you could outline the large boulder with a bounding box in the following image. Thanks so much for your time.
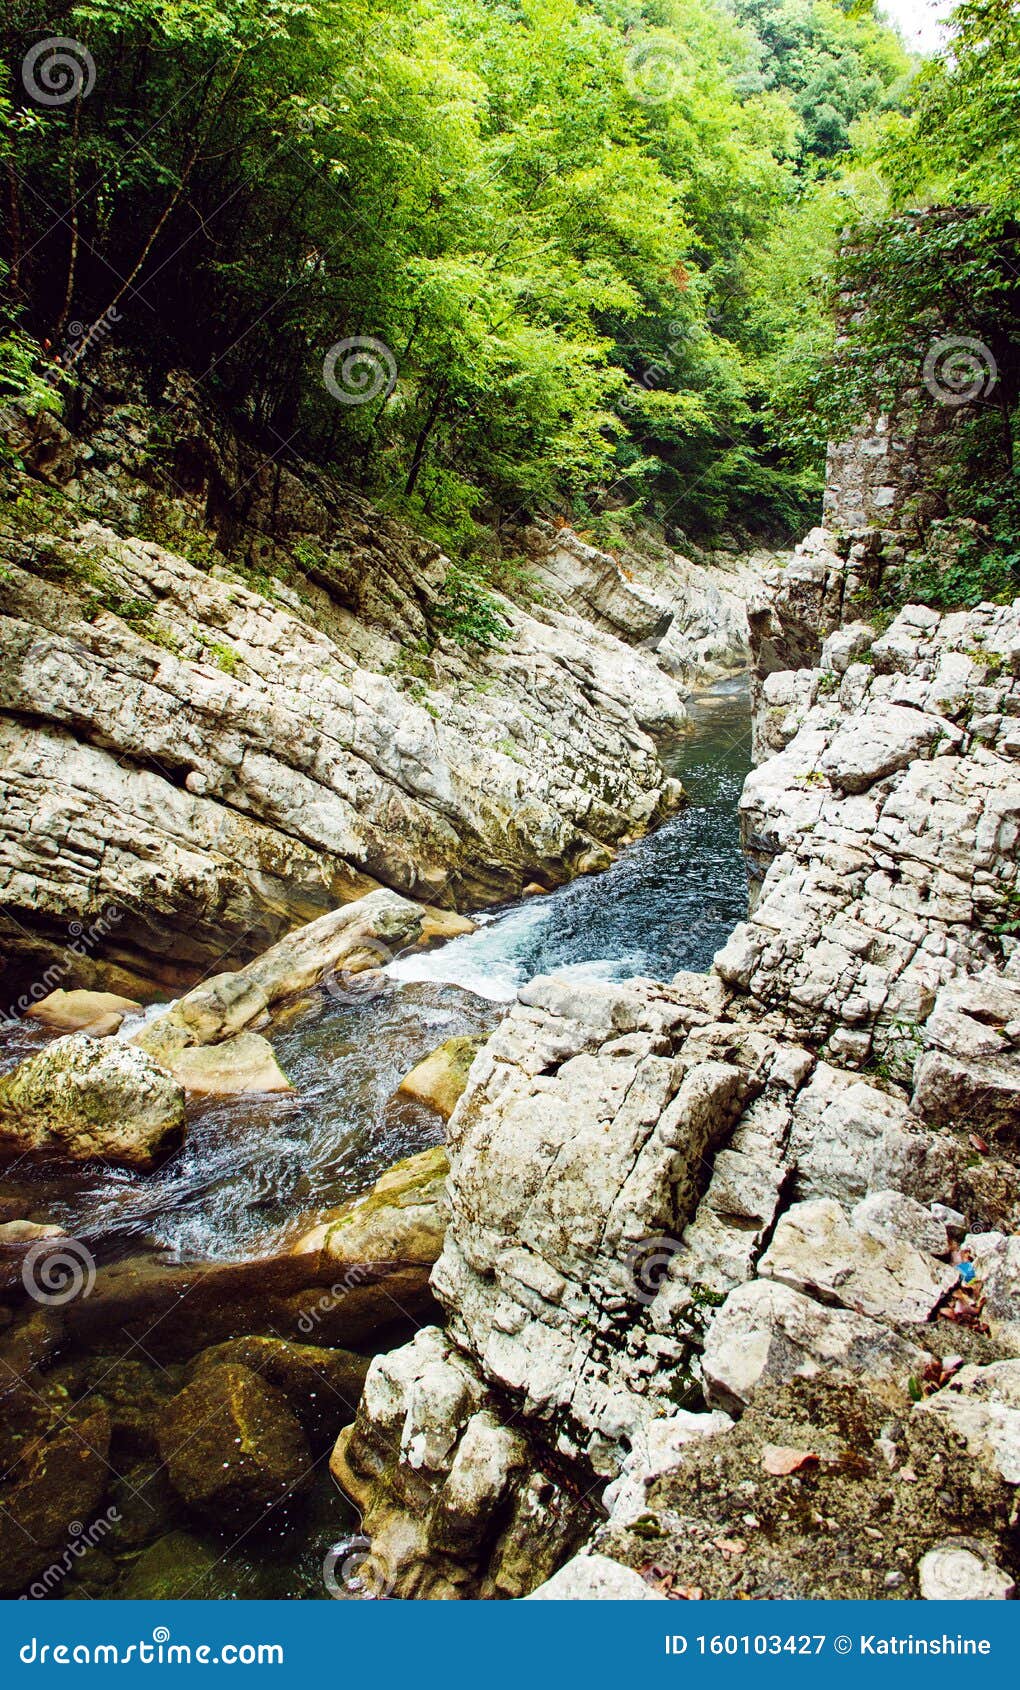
[136,889,427,1066]
[702,1278,932,1413]
[396,1035,485,1120]
[158,1362,312,1529]
[168,1031,291,1095]
[291,1145,449,1269]
[0,1033,186,1167]
[26,987,141,1037]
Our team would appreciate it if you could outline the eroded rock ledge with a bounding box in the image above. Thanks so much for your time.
[4,371,754,993]
[333,549,1020,1601]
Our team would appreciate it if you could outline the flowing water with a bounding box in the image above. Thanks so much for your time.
[0,678,752,1265]
[0,676,751,1599]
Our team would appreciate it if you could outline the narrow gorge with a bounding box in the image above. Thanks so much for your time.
[0,0,1018,1610]
[2,343,1019,1602]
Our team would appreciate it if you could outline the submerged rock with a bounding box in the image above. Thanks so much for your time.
[291,1144,449,1269]
[119,1530,223,1601]
[186,1335,369,1448]
[0,1032,186,1167]
[396,1035,486,1120]
[0,1405,112,1596]
[158,1362,312,1530]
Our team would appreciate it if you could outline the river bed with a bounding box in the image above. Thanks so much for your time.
[0,678,751,1600]
[0,678,752,1265]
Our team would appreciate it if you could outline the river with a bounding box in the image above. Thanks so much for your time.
[0,678,751,1599]
[0,678,751,1265]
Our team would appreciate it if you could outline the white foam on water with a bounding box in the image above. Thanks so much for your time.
[386,897,555,1002]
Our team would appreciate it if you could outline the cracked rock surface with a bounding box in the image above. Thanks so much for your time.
[333,537,1020,1599]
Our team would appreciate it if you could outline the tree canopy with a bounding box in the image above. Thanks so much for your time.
[0,0,959,556]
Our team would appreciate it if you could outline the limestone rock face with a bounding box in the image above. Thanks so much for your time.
[0,1032,186,1166]
[730,594,1020,1071]
[912,973,1020,1140]
[330,1327,587,1600]
[0,470,691,987]
[520,519,762,690]
[330,558,1020,1600]
[757,1198,958,1323]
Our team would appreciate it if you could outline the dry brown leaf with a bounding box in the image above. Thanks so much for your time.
[761,1444,820,1476]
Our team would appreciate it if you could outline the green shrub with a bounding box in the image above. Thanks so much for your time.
[433,564,511,651]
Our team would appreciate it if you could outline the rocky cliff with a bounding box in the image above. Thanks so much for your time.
[332,534,1020,1601]
[0,368,756,998]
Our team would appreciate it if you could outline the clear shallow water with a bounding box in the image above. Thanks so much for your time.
[390,678,752,1001]
[0,678,751,1263]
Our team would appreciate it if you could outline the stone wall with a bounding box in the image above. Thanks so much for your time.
[821,210,1014,538]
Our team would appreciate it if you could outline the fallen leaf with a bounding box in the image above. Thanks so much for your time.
[969,1133,989,1154]
[762,1444,820,1476]
[713,1537,747,1556]
[672,1585,704,1601]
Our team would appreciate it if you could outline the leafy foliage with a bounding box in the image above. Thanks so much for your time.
[433,562,512,649]
[0,0,913,544]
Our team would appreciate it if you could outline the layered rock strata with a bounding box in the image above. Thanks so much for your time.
[333,562,1020,1600]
